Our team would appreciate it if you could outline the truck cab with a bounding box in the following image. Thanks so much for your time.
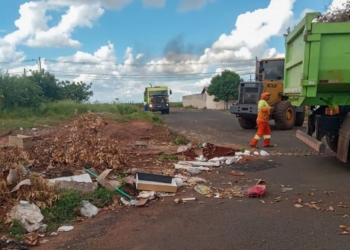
[144,86,172,114]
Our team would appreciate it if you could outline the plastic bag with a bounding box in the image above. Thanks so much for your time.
[80,200,99,218]
[247,185,266,197]
[10,202,44,233]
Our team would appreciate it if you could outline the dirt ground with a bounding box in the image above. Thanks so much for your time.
[0,113,250,249]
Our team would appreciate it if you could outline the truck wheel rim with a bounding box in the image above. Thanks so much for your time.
[286,108,294,123]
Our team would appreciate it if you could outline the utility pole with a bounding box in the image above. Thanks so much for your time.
[38,57,42,73]
[23,68,26,77]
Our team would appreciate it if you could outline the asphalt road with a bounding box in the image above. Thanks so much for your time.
[39,109,350,250]
[164,108,329,155]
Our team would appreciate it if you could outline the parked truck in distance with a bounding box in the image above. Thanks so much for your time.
[230,57,305,130]
[144,85,172,114]
[283,12,350,162]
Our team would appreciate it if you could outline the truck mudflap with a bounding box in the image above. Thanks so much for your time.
[295,130,326,154]
[337,113,350,163]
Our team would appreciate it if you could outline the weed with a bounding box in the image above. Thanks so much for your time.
[173,136,185,145]
[6,220,26,240]
[42,189,82,230]
[41,187,118,230]
[239,147,245,152]
[157,153,179,161]
[85,187,117,208]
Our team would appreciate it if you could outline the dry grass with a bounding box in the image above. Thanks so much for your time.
[317,0,350,22]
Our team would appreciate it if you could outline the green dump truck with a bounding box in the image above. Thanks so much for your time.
[143,85,172,114]
[283,12,350,162]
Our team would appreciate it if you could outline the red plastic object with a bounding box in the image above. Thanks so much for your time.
[247,185,266,197]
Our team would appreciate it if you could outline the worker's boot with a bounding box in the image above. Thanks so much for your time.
[263,138,273,147]
[249,138,259,147]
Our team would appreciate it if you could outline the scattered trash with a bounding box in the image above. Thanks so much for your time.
[49,173,98,194]
[57,225,74,232]
[275,197,282,202]
[80,200,99,218]
[228,171,245,176]
[137,191,155,200]
[135,172,178,193]
[282,188,293,192]
[260,200,266,204]
[260,150,270,157]
[10,201,45,233]
[327,206,335,211]
[187,167,201,174]
[174,177,184,187]
[24,232,39,246]
[6,168,18,184]
[174,164,211,172]
[177,145,188,153]
[235,150,251,156]
[194,184,211,195]
[247,180,266,198]
[195,155,207,162]
[294,204,303,208]
[174,197,197,204]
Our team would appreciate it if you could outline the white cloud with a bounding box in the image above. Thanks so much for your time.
[2,0,320,102]
[328,0,349,9]
[178,0,214,12]
[142,0,166,8]
[47,0,133,10]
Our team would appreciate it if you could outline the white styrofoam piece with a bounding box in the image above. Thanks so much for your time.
[49,173,92,183]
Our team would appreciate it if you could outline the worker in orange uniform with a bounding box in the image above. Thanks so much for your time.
[249,92,274,148]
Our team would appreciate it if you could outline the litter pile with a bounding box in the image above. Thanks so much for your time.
[0,113,272,247]
[317,0,350,22]
[0,112,128,181]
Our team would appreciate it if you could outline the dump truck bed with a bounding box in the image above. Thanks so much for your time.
[284,12,350,107]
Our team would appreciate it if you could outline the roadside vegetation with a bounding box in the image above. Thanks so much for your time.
[0,70,163,132]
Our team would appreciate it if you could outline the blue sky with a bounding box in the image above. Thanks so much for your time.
[0,0,343,102]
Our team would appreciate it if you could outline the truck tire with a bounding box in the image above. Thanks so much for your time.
[238,117,256,129]
[295,108,306,127]
[326,135,337,153]
[274,101,296,130]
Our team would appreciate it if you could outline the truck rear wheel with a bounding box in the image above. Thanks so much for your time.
[238,117,256,129]
[326,135,337,153]
[274,101,296,130]
[295,108,306,127]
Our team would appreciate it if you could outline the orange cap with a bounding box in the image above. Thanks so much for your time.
[261,92,271,100]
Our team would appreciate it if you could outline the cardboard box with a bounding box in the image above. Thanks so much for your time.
[135,173,178,193]
[8,135,32,149]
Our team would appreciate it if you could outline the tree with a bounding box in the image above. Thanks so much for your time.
[28,70,63,101]
[207,70,243,102]
[0,71,43,109]
[59,80,93,103]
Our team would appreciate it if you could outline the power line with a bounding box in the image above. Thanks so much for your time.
[8,68,255,79]
[0,58,256,67]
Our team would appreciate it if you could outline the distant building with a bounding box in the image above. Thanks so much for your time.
[182,86,234,110]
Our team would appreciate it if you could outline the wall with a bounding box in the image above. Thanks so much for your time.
[182,94,206,109]
[182,92,235,110]
[205,93,227,110]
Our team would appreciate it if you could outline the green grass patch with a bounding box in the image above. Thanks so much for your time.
[42,187,118,230]
[173,136,185,145]
[6,220,26,241]
[157,153,179,161]
[170,102,183,107]
[0,100,163,132]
